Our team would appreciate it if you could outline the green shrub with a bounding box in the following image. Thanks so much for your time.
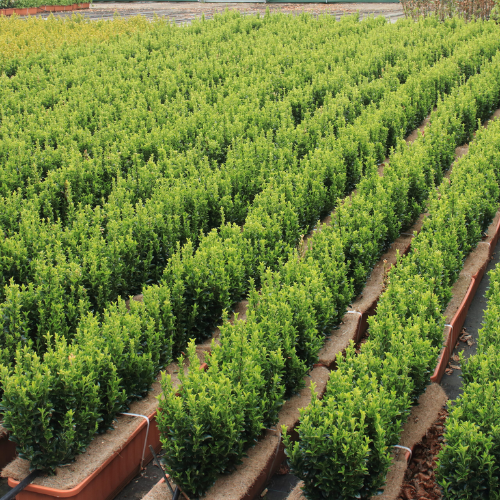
[283,364,394,500]
[437,254,500,499]
[162,224,251,349]
[75,301,161,406]
[0,341,100,472]
[157,340,263,498]
[0,281,33,371]
[438,412,500,499]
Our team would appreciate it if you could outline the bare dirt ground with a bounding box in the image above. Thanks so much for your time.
[35,2,404,23]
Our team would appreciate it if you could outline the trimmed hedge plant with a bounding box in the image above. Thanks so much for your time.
[2,13,500,476]
[437,175,500,500]
[283,58,500,500]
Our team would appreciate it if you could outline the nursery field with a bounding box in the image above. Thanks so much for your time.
[1,11,500,500]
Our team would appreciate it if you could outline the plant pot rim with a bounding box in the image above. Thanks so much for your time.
[8,410,157,497]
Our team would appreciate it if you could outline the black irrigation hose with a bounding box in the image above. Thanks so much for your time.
[0,470,39,500]
[148,445,180,500]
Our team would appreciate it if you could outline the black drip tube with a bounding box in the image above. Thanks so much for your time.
[0,470,40,500]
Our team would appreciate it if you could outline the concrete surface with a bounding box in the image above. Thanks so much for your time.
[26,2,405,23]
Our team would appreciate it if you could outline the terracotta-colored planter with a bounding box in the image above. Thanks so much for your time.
[62,4,72,10]
[53,5,65,11]
[431,262,488,383]
[431,216,500,383]
[8,411,161,500]
[0,432,17,470]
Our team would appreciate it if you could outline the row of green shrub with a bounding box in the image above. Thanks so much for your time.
[436,126,500,499]
[1,16,499,475]
[1,14,467,316]
[0,13,434,209]
[0,13,418,358]
[0,20,493,378]
[284,62,500,500]
[1,16,487,278]
[153,50,500,498]
[0,15,490,235]
[1,18,496,365]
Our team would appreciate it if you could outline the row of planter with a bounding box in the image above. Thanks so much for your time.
[431,213,500,383]
[156,46,500,498]
[436,118,500,499]
[284,55,500,500]
[0,3,88,15]
[2,15,493,477]
[365,184,500,500]
[343,118,500,499]
[2,22,500,496]
[0,125,422,499]
[0,31,476,500]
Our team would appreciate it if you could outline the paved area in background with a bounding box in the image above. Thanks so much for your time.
[28,2,405,23]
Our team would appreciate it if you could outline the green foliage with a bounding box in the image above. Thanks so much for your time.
[306,225,353,329]
[284,366,394,500]
[2,11,500,478]
[243,190,300,275]
[156,340,265,498]
[162,224,252,349]
[75,300,161,405]
[0,281,32,370]
[286,64,500,500]
[0,340,100,471]
[438,417,499,499]
[333,179,390,295]
[437,242,500,499]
